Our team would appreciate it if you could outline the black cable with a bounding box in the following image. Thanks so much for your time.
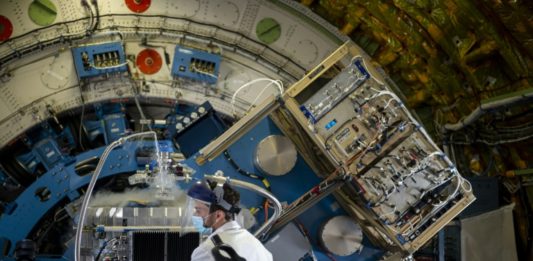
[223,149,273,221]
[295,219,337,261]
[94,237,116,261]
[77,81,88,151]
[223,150,271,191]
[80,0,94,34]
[90,0,100,33]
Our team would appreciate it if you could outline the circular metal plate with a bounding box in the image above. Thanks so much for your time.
[254,135,297,176]
[136,48,162,75]
[125,0,151,13]
[320,216,363,256]
[0,15,13,41]
[28,0,57,26]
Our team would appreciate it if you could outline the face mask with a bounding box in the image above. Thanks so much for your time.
[192,216,212,235]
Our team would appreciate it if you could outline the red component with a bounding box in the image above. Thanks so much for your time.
[111,98,130,103]
[136,48,162,75]
[125,0,151,13]
[0,15,13,41]
[354,179,367,194]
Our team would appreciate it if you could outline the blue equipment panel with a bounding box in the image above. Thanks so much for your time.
[171,46,220,84]
[174,102,227,157]
[83,104,128,144]
[102,114,128,143]
[71,42,127,79]
[16,138,68,173]
[84,115,127,144]
[15,151,41,174]
[14,123,76,174]
[0,143,145,256]
[32,138,64,168]
[174,101,214,135]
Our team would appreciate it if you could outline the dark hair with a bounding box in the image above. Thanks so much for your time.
[222,183,240,205]
[209,183,240,221]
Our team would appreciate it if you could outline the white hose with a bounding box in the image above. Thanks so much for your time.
[203,175,282,239]
[74,131,157,261]
[444,89,533,131]
[230,78,284,116]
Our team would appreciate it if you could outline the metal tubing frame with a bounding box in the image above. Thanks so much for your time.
[203,175,282,239]
[74,131,157,261]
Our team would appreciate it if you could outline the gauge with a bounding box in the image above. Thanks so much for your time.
[175,123,184,130]
[198,106,206,114]
[190,112,198,119]
[256,18,281,45]
[183,117,191,124]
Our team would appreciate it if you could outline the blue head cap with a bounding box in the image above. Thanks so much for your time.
[188,181,241,215]
[187,182,217,204]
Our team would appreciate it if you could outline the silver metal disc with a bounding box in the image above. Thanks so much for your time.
[254,135,297,176]
[320,216,363,256]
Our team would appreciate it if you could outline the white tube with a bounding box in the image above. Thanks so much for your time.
[74,131,157,261]
[230,78,283,116]
[203,175,282,239]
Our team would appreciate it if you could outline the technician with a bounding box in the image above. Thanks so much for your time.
[187,181,273,261]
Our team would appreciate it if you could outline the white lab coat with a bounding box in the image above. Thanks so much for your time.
[191,221,273,261]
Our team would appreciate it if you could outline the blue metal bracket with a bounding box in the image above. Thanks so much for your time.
[83,103,128,144]
[171,45,221,84]
[71,42,128,79]
[15,124,76,173]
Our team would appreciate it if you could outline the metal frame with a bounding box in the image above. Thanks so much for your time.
[194,41,475,255]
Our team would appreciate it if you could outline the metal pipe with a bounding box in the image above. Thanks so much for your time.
[98,225,197,232]
[444,88,533,132]
[203,174,282,239]
[75,131,157,261]
[196,95,281,165]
